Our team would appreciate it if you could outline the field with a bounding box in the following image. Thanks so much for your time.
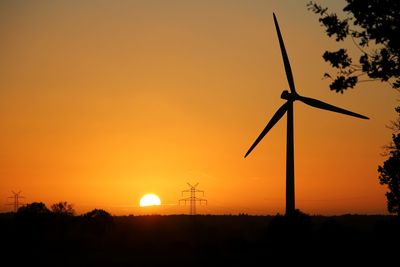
[1,213,399,266]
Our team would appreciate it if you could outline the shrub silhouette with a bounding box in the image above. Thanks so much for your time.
[81,209,114,235]
[83,208,112,220]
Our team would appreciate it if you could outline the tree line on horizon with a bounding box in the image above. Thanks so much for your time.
[13,201,113,221]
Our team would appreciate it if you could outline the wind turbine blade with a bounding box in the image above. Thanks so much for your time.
[298,95,369,119]
[273,13,296,94]
[245,102,288,158]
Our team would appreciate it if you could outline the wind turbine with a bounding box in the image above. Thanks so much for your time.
[244,13,369,216]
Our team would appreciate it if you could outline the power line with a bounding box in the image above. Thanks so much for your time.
[179,183,207,215]
[7,191,25,212]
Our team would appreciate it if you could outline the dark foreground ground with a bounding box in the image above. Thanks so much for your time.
[1,213,399,266]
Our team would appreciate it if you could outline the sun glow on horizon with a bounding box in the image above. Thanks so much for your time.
[140,194,161,207]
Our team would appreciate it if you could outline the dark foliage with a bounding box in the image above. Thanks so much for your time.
[265,210,313,257]
[1,212,399,266]
[308,0,400,93]
[267,209,312,241]
[378,106,400,215]
[82,208,112,219]
[15,202,50,220]
[81,209,114,234]
[51,201,75,216]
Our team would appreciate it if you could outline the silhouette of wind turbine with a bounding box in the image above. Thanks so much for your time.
[244,13,369,216]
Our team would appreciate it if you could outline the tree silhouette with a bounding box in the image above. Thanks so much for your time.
[51,201,75,216]
[308,0,400,93]
[378,106,400,215]
[17,202,50,215]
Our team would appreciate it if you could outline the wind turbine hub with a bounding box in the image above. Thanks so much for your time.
[280,90,296,101]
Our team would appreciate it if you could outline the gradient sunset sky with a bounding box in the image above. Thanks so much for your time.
[1,0,398,215]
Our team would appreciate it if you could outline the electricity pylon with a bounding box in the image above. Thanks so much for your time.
[179,183,207,215]
[7,191,25,212]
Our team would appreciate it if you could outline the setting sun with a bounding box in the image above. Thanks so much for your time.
[140,194,161,207]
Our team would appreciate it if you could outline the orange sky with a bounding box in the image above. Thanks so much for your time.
[0,0,398,215]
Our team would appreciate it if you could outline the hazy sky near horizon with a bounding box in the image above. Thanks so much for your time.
[0,0,398,215]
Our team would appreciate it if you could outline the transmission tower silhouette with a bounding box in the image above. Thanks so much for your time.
[179,183,207,215]
[7,191,25,212]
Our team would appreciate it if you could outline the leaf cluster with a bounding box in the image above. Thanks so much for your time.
[308,0,400,93]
